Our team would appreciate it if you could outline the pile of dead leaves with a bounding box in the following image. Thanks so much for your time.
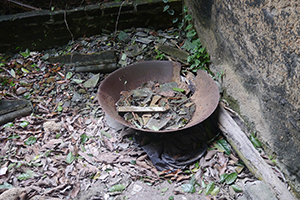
[116,80,195,131]
[0,27,258,199]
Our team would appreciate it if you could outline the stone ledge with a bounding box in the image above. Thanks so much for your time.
[0,0,182,53]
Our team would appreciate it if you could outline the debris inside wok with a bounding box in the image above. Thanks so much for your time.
[116,74,196,131]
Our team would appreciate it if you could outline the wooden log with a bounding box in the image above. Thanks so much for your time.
[218,105,296,200]
[117,106,167,112]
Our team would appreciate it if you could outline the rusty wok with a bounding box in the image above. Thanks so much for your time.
[97,60,220,133]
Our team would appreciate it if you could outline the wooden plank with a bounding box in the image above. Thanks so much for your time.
[117,106,167,112]
[218,105,296,200]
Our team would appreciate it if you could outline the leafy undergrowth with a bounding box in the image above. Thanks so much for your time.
[0,27,257,199]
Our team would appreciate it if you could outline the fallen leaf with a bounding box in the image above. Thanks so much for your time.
[205,182,215,195]
[66,152,75,164]
[231,184,242,193]
[108,184,126,192]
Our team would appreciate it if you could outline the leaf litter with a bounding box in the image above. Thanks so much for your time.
[0,27,259,199]
[116,80,195,131]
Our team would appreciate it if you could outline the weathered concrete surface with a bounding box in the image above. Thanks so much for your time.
[0,0,182,53]
[184,0,300,197]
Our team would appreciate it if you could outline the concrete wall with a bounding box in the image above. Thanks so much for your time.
[184,0,300,197]
[0,0,182,53]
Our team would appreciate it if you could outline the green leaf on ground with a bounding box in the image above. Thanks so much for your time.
[10,69,16,78]
[172,87,185,93]
[168,196,174,200]
[211,187,220,196]
[101,130,112,138]
[189,176,196,185]
[108,184,126,192]
[57,105,63,112]
[20,48,30,58]
[80,134,89,144]
[118,31,129,41]
[3,122,14,128]
[66,152,75,164]
[220,173,229,183]
[66,72,73,79]
[20,121,29,128]
[161,187,168,192]
[18,173,31,180]
[25,136,37,145]
[17,170,36,180]
[21,67,29,73]
[181,184,195,193]
[216,139,231,155]
[205,182,215,195]
[225,172,238,185]
[8,135,20,139]
[201,180,207,188]
[250,133,261,148]
[0,182,13,190]
[72,79,84,84]
[231,184,243,192]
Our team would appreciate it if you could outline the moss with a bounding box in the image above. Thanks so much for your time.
[222,90,240,114]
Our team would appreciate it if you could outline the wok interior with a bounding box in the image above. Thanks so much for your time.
[98,61,220,133]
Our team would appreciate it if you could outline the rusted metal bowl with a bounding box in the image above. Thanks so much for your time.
[97,61,220,133]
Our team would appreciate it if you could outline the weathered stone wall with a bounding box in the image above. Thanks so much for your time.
[0,0,182,53]
[184,0,300,197]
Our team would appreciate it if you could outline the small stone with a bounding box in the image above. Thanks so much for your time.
[16,87,27,95]
[118,143,129,150]
[43,121,61,133]
[131,184,143,195]
[85,118,92,125]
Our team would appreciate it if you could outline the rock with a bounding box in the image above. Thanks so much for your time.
[16,87,27,95]
[0,187,28,200]
[83,74,100,88]
[185,0,300,197]
[244,181,277,200]
[131,184,143,195]
[43,121,61,133]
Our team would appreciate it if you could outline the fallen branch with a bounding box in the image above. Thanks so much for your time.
[218,104,296,200]
[6,0,41,11]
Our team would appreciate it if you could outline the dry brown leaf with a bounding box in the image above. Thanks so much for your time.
[102,136,114,151]
[217,152,227,166]
[137,154,148,161]
[70,182,80,198]
[41,139,63,150]
[94,152,120,164]
[205,150,218,160]
[176,175,190,182]
[136,160,152,170]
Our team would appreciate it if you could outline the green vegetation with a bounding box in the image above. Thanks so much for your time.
[161,2,212,75]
